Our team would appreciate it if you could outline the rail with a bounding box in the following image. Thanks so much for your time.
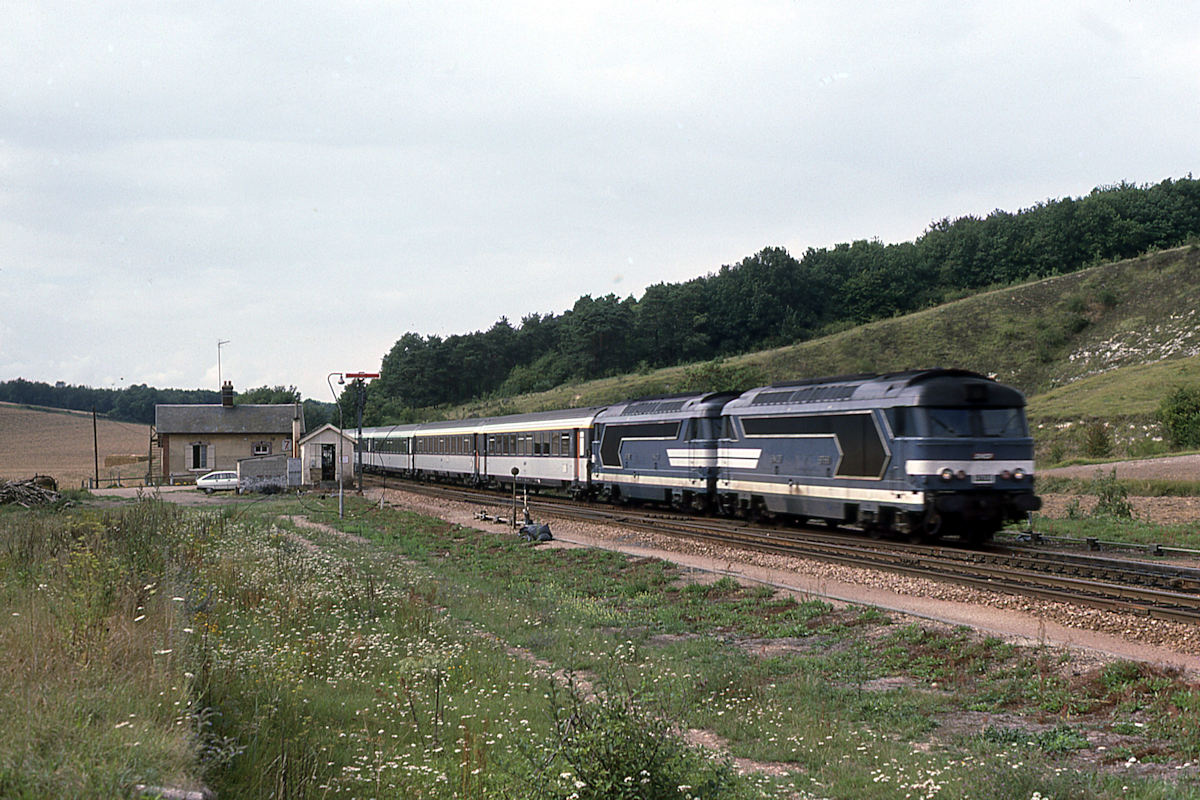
[374,477,1200,625]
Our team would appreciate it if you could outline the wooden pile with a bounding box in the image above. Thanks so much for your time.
[0,478,62,507]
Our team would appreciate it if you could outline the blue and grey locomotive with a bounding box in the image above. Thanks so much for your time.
[590,391,738,511]
[716,370,1040,541]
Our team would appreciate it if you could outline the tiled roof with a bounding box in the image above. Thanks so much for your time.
[155,404,304,435]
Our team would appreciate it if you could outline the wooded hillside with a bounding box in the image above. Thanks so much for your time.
[366,177,1200,422]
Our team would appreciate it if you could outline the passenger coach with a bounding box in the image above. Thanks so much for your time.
[360,407,601,495]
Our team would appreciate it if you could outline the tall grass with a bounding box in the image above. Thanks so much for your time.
[5,496,1200,798]
[0,503,204,798]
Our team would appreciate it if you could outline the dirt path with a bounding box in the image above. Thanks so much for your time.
[1041,453,1200,481]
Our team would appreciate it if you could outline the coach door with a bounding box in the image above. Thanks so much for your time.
[575,428,588,482]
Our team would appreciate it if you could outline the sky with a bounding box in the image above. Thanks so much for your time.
[3,2,1199,401]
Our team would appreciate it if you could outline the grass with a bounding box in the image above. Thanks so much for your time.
[3,495,1200,798]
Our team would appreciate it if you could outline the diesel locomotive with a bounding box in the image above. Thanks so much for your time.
[359,369,1040,542]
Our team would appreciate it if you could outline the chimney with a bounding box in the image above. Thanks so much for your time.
[221,381,234,408]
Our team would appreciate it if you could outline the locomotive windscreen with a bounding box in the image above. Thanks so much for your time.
[891,407,1029,438]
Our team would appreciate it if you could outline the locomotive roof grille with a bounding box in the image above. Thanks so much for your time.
[751,384,858,405]
[621,399,687,416]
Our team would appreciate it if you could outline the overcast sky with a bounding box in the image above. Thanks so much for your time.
[3,2,1198,401]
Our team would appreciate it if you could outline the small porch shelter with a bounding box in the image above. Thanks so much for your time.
[298,424,358,486]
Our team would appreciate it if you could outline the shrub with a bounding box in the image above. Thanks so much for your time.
[1157,385,1200,449]
[525,673,743,800]
[1082,420,1113,458]
[1091,468,1134,519]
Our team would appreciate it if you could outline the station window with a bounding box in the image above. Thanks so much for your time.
[190,442,208,470]
[253,441,271,456]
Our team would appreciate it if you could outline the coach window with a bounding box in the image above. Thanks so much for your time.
[561,432,572,456]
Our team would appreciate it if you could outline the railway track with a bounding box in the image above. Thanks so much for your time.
[370,477,1200,625]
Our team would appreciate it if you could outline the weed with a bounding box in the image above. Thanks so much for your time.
[979,723,1089,754]
[1091,468,1135,519]
[523,668,745,800]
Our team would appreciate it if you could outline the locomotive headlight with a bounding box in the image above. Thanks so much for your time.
[955,470,967,480]
[1012,468,1027,481]
[939,468,955,482]
[999,470,1013,480]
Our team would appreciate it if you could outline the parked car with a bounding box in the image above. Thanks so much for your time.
[196,470,239,494]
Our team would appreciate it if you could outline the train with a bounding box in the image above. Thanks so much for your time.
[358,369,1041,542]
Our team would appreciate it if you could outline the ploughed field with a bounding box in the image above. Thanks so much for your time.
[0,402,152,487]
[1040,454,1200,525]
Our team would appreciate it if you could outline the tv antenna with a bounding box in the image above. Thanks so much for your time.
[217,338,230,388]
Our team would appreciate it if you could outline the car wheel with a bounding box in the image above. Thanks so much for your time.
[204,488,214,495]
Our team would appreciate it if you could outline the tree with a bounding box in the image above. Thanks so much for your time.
[1157,385,1200,449]
[236,385,300,404]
